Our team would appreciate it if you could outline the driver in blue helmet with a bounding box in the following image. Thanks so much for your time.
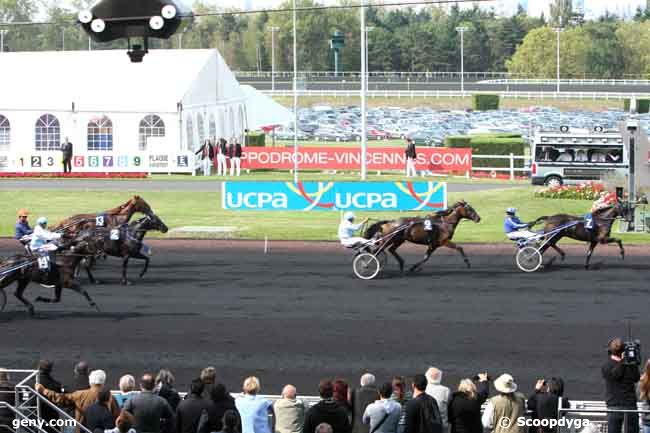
[338,211,369,247]
[504,207,537,240]
[30,216,62,252]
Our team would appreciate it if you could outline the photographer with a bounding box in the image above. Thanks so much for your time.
[527,377,569,433]
[602,338,641,433]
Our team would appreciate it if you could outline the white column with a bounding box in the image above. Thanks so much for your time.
[292,0,298,183]
[455,26,468,94]
[360,0,367,180]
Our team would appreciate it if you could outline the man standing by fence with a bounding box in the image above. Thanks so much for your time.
[405,138,417,177]
[602,338,640,433]
[61,137,73,174]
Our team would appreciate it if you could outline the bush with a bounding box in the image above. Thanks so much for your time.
[246,132,266,147]
[472,94,500,111]
[534,182,605,200]
[444,133,525,168]
[623,99,650,114]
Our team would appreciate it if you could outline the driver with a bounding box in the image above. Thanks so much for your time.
[504,208,537,240]
[338,212,369,248]
[30,217,62,253]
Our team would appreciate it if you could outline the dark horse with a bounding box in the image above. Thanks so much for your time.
[364,200,481,273]
[0,231,103,315]
[531,200,628,269]
[83,214,169,285]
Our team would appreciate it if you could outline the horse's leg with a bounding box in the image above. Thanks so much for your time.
[409,245,436,273]
[138,256,149,278]
[35,285,62,303]
[69,281,100,312]
[443,241,471,268]
[13,279,35,316]
[84,260,100,284]
[606,237,625,260]
[388,240,405,273]
[121,257,131,285]
[585,241,598,269]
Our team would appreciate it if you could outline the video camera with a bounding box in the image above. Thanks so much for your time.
[623,323,642,366]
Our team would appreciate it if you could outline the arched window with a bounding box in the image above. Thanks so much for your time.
[186,116,195,150]
[87,115,113,151]
[35,114,61,151]
[209,113,216,140]
[196,113,206,144]
[0,115,10,151]
[139,115,165,151]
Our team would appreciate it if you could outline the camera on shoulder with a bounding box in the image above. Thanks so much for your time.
[623,339,642,366]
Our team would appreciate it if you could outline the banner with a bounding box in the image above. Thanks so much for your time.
[0,151,194,173]
[241,147,471,172]
[222,181,447,211]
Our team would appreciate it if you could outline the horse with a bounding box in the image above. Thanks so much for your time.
[530,200,629,269]
[52,195,155,236]
[0,230,104,316]
[364,200,481,273]
[82,214,169,285]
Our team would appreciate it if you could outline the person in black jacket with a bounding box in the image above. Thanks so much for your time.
[37,360,63,433]
[603,338,641,433]
[448,375,489,433]
[72,361,90,392]
[351,374,379,433]
[176,378,212,433]
[526,377,569,433]
[208,384,239,433]
[61,137,73,173]
[85,389,116,433]
[216,138,228,176]
[229,140,243,176]
[404,375,441,433]
[155,369,181,412]
[195,139,215,176]
[304,380,351,433]
[405,138,417,178]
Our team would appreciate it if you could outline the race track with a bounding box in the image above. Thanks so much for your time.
[1,239,649,400]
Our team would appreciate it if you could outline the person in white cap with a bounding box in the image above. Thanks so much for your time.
[503,208,537,241]
[30,216,62,252]
[481,374,526,433]
[338,212,369,248]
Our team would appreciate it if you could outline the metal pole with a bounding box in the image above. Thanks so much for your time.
[0,30,5,53]
[456,27,468,95]
[269,27,279,92]
[178,33,182,49]
[62,28,65,51]
[555,27,563,93]
[88,36,92,51]
[292,0,298,184]
[360,3,367,180]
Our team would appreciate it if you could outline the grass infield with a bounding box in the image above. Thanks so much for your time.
[1,187,648,243]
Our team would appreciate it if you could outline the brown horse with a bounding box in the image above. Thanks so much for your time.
[53,195,155,236]
[0,231,103,316]
[364,200,481,273]
[531,200,628,269]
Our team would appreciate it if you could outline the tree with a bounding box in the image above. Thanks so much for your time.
[549,0,572,27]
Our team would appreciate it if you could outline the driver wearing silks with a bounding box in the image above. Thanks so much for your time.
[30,217,62,253]
[504,208,537,241]
[338,212,369,248]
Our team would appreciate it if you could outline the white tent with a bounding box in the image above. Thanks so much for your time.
[0,49,247,173]
[241,84,293,130]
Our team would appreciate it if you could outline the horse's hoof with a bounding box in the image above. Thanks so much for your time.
[121,279,132,286]
[34,296,46,303]
[28,306,35,316]
[465,262,471,269]
[560,255,566,261]
[92,304,101,312]
[92,280,102,285]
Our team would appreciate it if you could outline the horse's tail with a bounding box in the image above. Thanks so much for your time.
[364,220,390,239]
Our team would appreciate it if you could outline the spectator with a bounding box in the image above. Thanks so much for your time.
[425,368,450,432]
[316,424,334,433]
[176,378,212,433]
[14,209,32,241]
[156,369,181,411]
[638,360,650,433]
[200,367,218,400]
[405,138,417,178]
[526,377,569,433]
[215,410,241,433]
[0,369,15,430]
[351,374,379,433]
[85,389,117,433]
[390,377,411,433]
[216,138,228,176]
[448,375,489,433]
[602,338,640,433]
[114,375,137,408]
[37,369,120,428]
[208,384,238,433]
[61,137,73,174]
[303,380,351,433]
[404,374,441,433]
[195,139,215,177]
[274,385,306,433]
[362,382,401,433]
[481,374,525,433]
[230,139,243,176]
[72,362,90,392]
[235,376,273,433]
[105,411,137,433]
[37,360,63,431]
[333,379,351,416]
[123,373,175,433]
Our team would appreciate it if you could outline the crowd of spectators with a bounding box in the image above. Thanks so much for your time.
[1,342,649,433]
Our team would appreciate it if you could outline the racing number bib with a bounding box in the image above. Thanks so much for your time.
[424,219,433,231]
[96,215,105,227]
[38,256,50,270]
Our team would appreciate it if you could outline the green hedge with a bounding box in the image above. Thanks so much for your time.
[623,99,650,114]
[472,94,500,111]
[444,133,525,168]
[246,132,266,147]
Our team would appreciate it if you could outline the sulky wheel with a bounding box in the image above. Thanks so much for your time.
[516,246,543,273]
[353,253,381,280]
[375,251,388,269]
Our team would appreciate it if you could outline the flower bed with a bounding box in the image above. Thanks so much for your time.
[534,181,605,200]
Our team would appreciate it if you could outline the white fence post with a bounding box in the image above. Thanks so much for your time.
[509,153,515,180]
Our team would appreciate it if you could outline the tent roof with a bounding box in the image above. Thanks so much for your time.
[0,49,245,113]
[242,85,293,130]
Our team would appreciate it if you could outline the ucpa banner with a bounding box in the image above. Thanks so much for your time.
[222,181,447,211]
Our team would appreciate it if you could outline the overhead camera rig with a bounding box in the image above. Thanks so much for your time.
[78,0,188,62]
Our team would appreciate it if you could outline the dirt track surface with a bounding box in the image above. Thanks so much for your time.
[1,239,649,400]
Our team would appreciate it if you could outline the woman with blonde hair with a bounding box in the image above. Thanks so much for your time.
[448,375,489,433]
[235,376,273,433]
[114,375,137,408]
[638,361,650,433]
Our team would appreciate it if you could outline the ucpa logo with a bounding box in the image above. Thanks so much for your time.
[226,192,288,209]
[335,192,397,209]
